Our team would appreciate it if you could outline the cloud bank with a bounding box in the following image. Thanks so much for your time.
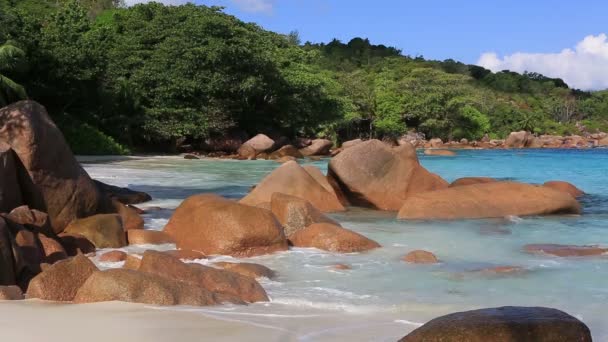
[231,0,274,14]
[477,33,608,90]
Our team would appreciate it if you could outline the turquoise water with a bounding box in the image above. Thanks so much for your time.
[82,149,608,340]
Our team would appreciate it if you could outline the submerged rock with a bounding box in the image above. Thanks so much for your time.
[423,149,456,156]
[289,223,380,253]
[164,194,288,257]
[328,140,447,210]
[524,244,607,257]
[399,306,592,342]
[213,262,276,280]
[240,161,344,212]
[397,182,581,220]
[402,250,439,264]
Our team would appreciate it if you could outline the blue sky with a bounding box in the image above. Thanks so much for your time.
[128,0,608,89]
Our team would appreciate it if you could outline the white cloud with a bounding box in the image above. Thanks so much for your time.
[477,34,608,90]
[230,0,275,14]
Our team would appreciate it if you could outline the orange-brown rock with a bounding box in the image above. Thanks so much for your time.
[138,250,268,303]
[332,264,352,270]
[26,254,97,301]
[402,250,439,264]
[0,101,110,234]
[240,161,344,212]
[112,199,144,231]
[73,268,240,306]
[164,194,287,257]
[0,285,24,300]
[328,140,448,210]
[299,139,333,156]
[302,165,343,201]
[268,145,303,159]
[270,193,338,237]
[163,249,207,260]
[289,223,380,253]
[64,214,126,248]
[0,144,23,213]
[398,182,581,220]
[504,131,533,148]
[37,234,67,264]
[524,244,607,257]
[213,262,276,279]
[424,149,456,156]
[99,250,127,262]
[399,306,592,342]
[274,156,296,163]
[236,144,256,160]
[542,181,584,198]
[341,139,363,149]
[122,254,142,270]
[4,205,50,234]
[429,138,443,148]
[58,233,96,256]
[242,134,275,154]
[473,266,525,275]
[449,177,497,187]
[127,230,175,245]
[13,227,43,267]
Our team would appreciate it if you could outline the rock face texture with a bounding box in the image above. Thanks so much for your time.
[26,254,97,302]
[399,306,592,342]
[328,140,448,210]
[63,214,126,248]
[270,193,338,237]
[289,223,380,253]
[397,182,581,220]
[299,139,333,156]
[504,131,534,148]
[402,250,439,264]
[240,161,344,212]
[449,177,497,187]
[164,194,288,257]
[542,181,584,198]
[0,101,110,234]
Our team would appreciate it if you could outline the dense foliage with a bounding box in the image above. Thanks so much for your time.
[0,1,607,153]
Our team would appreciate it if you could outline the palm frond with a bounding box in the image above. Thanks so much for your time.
[0,74,28,107]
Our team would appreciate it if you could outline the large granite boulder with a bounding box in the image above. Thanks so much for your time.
[240,161,344,212]
[138,250,268,303]
[0,144,23,212]
[328,140,448,210]
[289,223,380,253]
[0,101,110,233]
[268,145,302,160]
[164,194,288,257]
[93,180,151,205]
[241,134,275,154]
[504,131,533,148]
[397,182,581,220]
[63,214,126,248]
[270,192,338,237]
[26,254,97,301]
[542,181,584,198]
[73,268,241,306]
[399,306,592,342]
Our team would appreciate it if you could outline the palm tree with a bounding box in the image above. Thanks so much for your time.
[0,42,28,107]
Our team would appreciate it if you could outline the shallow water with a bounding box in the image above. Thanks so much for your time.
[82,149,608,341]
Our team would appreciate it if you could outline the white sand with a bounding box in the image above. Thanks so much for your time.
[0,300,429,341]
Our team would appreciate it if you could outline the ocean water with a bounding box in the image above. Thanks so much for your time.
[82,149,608,341]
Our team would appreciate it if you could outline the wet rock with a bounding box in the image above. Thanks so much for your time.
[332,264,352,270]
[26,254,97,301]
[402,250,439,264]
[542,181,584,198]
[274,156,296,163]
[73,268,241,306]
[268,145,302,159]
[289,223,380,253]
[213,262,276,279]
[127,230,175,245]
[240,161,344,212]
[64,214,126,248]
[0,101,110,233]
[398,182,581,220]
[138,250,268,303]
[112,199,144,231]
[164,194,287,257]
[58,233,96,256]
[236,144,257,160]
[449,177,497,187]
[399,306,591,342]
[99,250,127,262]
[94,180,152,205]
[328,140,448,210]
[270,192,339,237]
[183,154,200,160]
[524,244,607,257]
[163,249,207,260]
